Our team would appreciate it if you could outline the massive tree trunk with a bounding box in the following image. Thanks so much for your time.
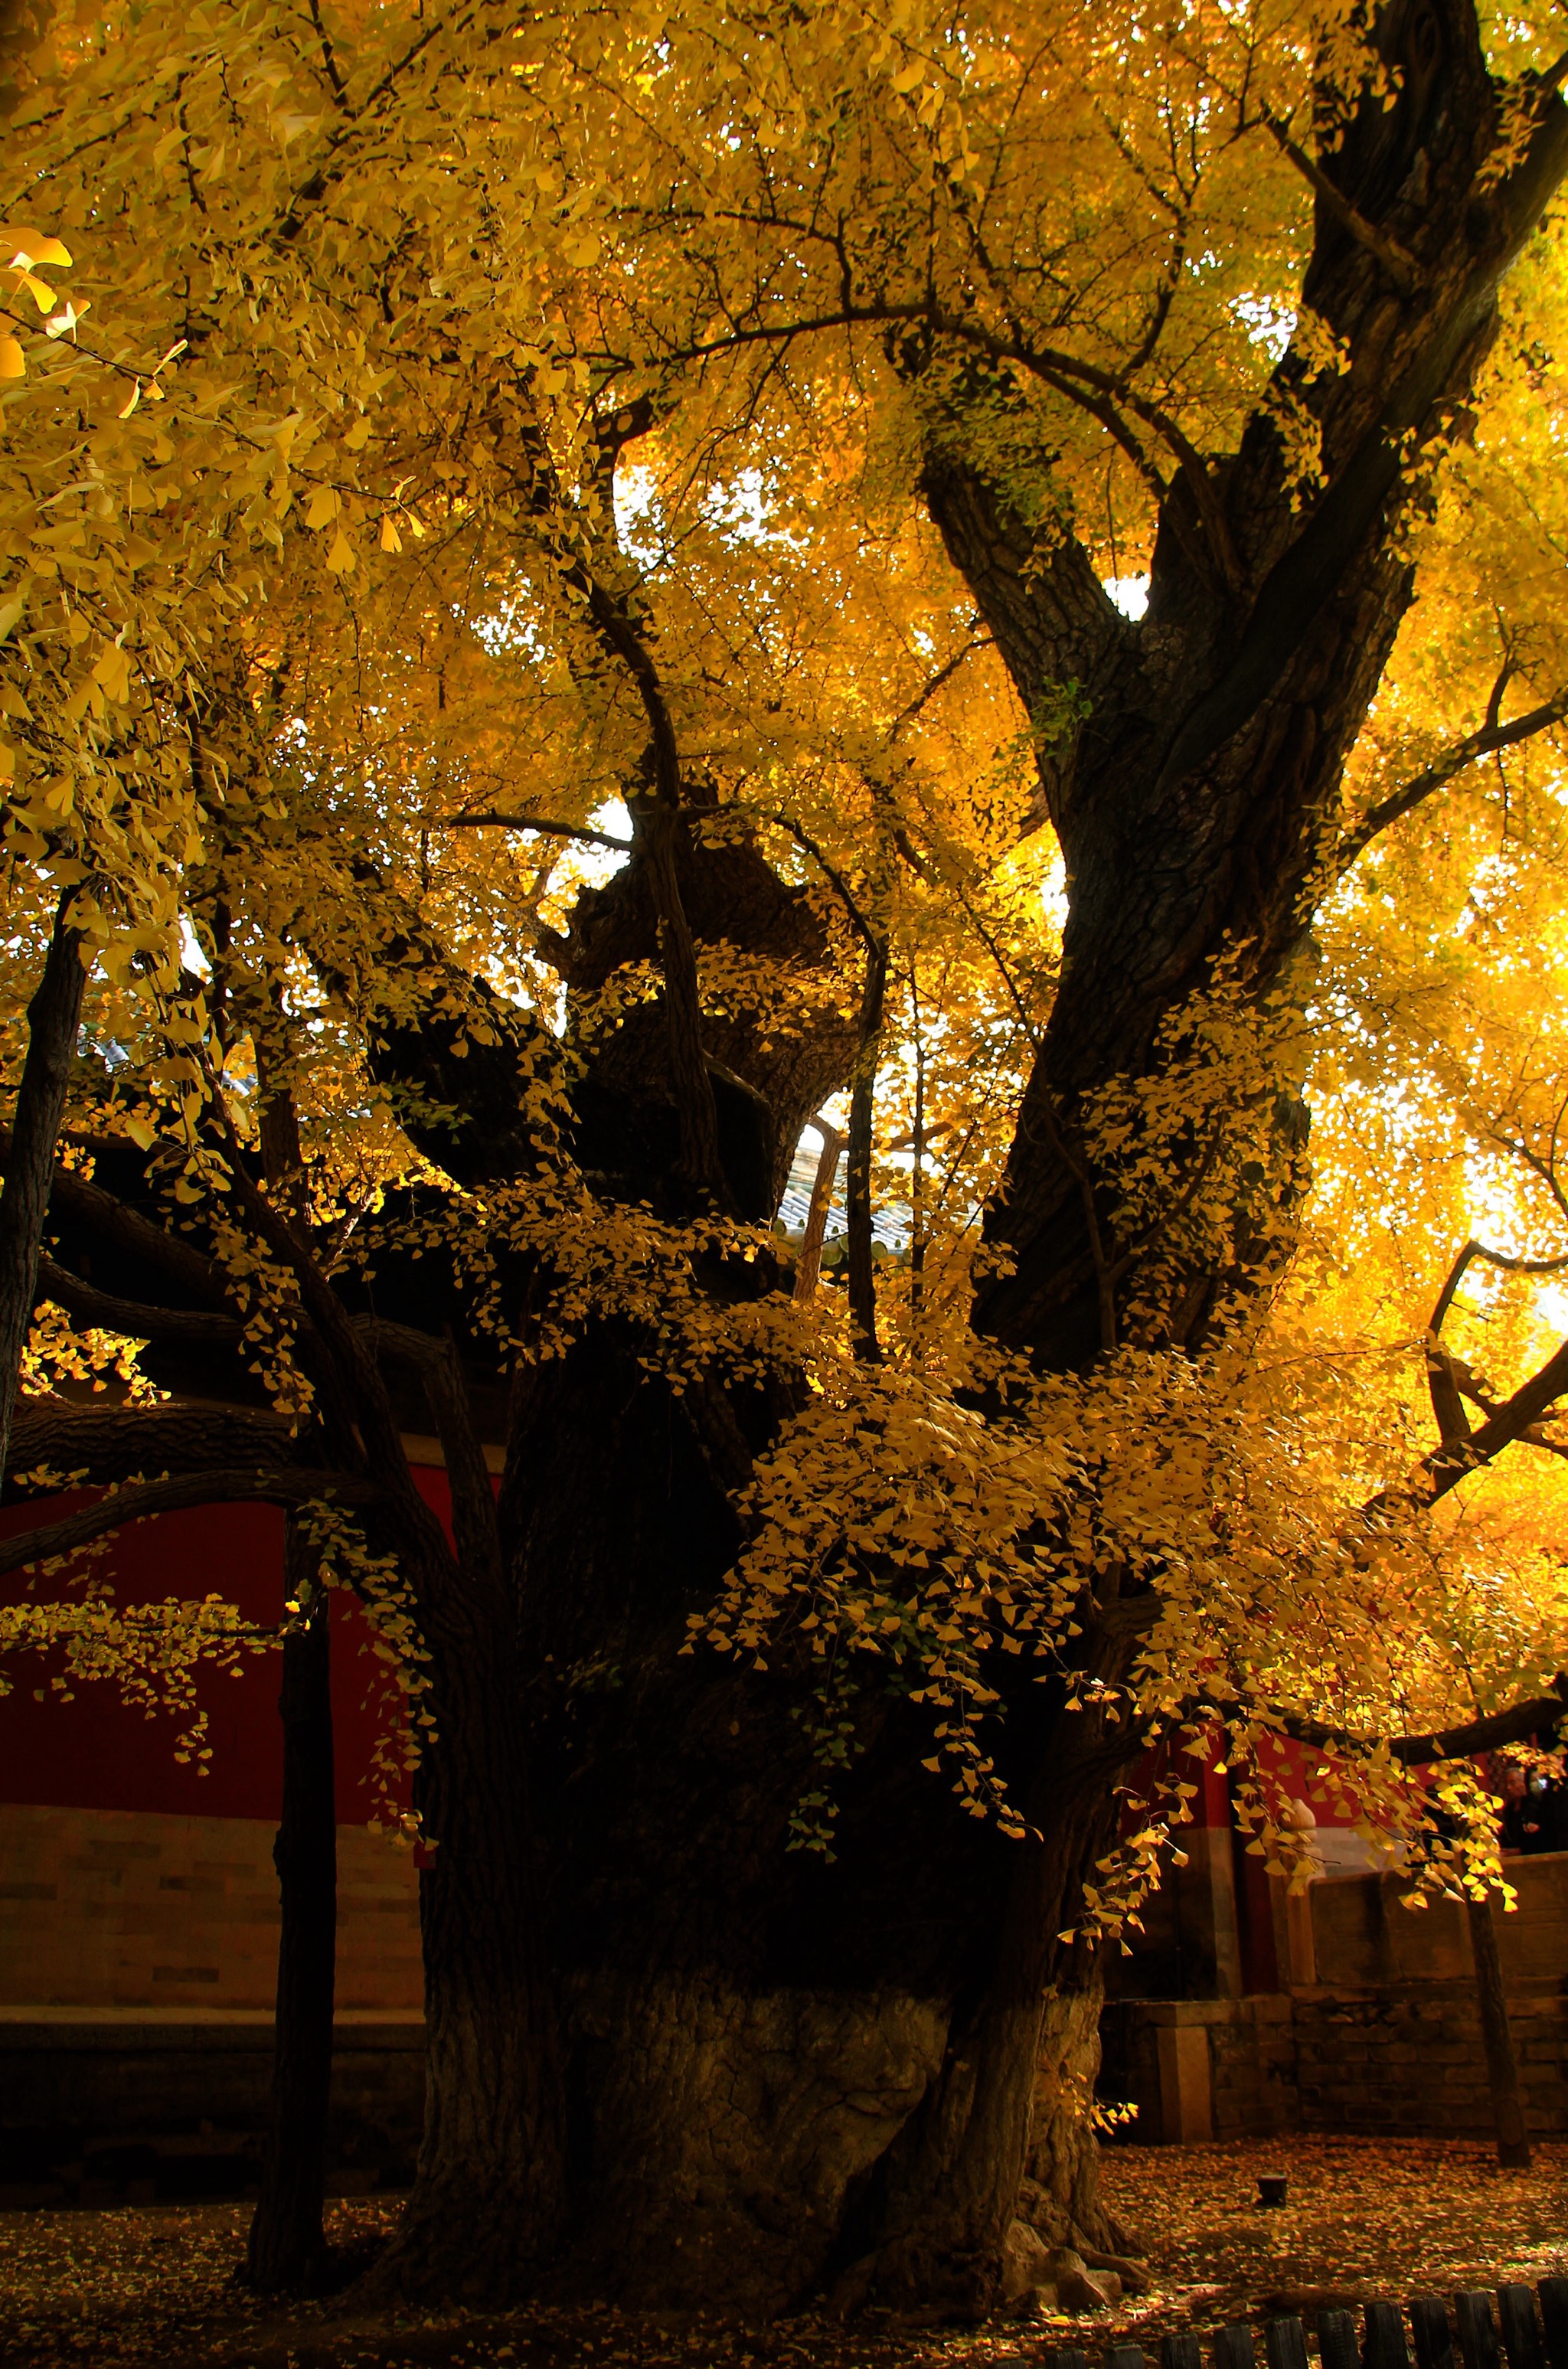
[492,1320,1146,2317]
[476,3,1568,2322]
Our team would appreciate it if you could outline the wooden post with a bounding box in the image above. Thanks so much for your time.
[1537,2280,1568,2369]
[1412,2295,1457,2369]
[1267,2320,1309,2369]
[1217,2328,1258,2369]
[1366,2302,1414,2369]
[1497,2286,1545,2369]
[1319,2309,1361,2369]
[1465,1895,1532,2168]
[1455,2294,1504,2369]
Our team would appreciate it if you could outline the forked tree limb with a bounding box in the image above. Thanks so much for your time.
[1424,1234,1568,1450]
[1156,92,1568,799]
[1420,1329,1568,1501]
[1253,101,1418,292]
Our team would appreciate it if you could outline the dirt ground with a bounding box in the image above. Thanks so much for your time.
[0,2135,1563,2369]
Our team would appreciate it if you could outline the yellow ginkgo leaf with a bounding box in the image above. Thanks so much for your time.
[325,528,355,574]
[2,230,72,270]
[380,515,403,553]
[8,267,58,312]
[43,299,88,341]
[0,336,22,379]
[305,485,340,531]
[90,642,132,704]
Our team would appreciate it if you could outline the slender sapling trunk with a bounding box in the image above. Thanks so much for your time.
[1465,1893,1532,2168]
[246,1540,338,2288]
[0,888,86,1488]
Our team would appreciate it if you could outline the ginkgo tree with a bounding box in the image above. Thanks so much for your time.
[3,0,1568,2322]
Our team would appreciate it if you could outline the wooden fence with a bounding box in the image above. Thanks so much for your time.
[1050,2278,1568,2369]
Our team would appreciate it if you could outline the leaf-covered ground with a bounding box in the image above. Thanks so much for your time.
[1,2137,1563,2369]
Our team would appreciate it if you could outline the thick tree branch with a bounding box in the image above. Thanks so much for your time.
[1276,1682,1568,1767]
[0,1466,385,1578]
[34,1255,246,1351]
[1422,1329,1568,1499]
[5,1400,301,1491]
[3,1135,233,1309]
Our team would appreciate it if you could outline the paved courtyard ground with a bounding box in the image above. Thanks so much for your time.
[0,2135,1563,2369]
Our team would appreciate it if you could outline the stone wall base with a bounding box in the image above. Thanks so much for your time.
[1101,1982,1568,2145]
[0,2009,425,2206]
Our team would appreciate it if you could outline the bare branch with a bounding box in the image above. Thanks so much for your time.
[1337,688,1568,873]
[433,811,633,852]
[887,635,988,743]
[771,815,880,953]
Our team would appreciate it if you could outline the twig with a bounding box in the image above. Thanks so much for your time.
[433,811,632,852]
